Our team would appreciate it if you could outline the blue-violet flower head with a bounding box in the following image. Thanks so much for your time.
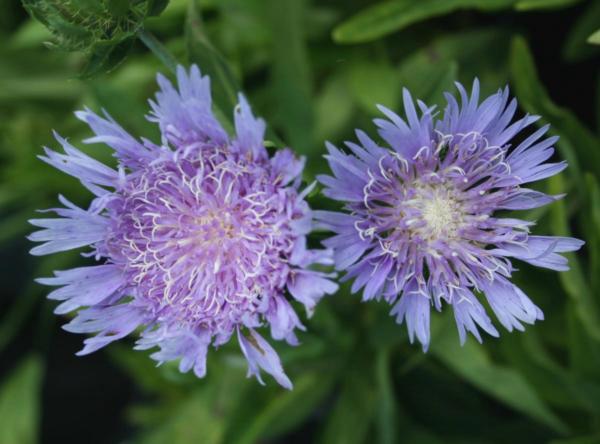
[29,65,338,388]
[316,80,583,350]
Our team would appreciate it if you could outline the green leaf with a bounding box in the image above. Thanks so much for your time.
[140,390,225,444]
[318,374,377,444]
[227,370,336,444]
[563,1,600,61]
[80,36,135,78]
[314,73,355,142]
[375,349,398,444]
[509,36,600,186]
[345,62,401,113]
[265,0,314,153]
[332,0,517,44]
[137,29,178,74]
[514,0,581,11]
[588,29,600,45]
[567,303,600,388]
[395,27,511,90]
[547,173,600,341]
[397,54,458,106]
[185,0,239,119]
[550,434,600,444]
[431,327,569,434]
[585,174,600,297]
[147,0,170,16]
[139,363,245,444]
[0,355,43,444]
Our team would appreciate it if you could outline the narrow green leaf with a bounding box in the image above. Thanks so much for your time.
[147,0,170,16]
[332,0,517,44]
[141,390,225,444]
[185,0,239,118]
[314,73,355,141]
[585,174,600,297]
[431,329,569,434]
[550,434,600,444]
[588,29,600,45]
[567,303,600,387]
[0,355,43,444]
[137,28,178,74]
[265,0,314,153]
[230,370,336,444]
[375,349,398,444]
[397,53,458,105]
[548,173,600,341]
[318,374,377,444]
[563,1,600,61]
[509,36,600,186]
[515,0,581,11]
[140,363,245,444]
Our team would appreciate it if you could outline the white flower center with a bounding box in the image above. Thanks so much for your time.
[421,194,456,237]
[407,184,465,241]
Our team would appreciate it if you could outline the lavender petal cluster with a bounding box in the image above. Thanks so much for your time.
[317,80,583,350]
[29,66,338,388]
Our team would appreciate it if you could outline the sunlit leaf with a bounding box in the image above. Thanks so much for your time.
[588,29,600,45]
[514,0,582,11]
[0,355,43,444]
[332,0,517,44]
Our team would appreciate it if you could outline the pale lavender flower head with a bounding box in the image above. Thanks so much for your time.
[317,80,583,350]
[29,65,337,388]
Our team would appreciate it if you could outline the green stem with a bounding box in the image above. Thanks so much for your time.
[137,28,178,73]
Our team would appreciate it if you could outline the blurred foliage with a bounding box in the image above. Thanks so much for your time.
[1,0,600,443]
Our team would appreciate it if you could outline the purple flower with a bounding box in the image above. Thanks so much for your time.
[317,80,583,350]
[29,65,337,389]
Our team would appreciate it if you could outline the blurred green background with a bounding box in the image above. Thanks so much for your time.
[1,0,599,443]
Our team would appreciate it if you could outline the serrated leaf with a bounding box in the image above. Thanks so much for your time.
[0,355,43,444]
[332,0,517,44]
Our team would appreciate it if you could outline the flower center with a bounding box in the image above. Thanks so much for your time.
[405,183,464,242]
